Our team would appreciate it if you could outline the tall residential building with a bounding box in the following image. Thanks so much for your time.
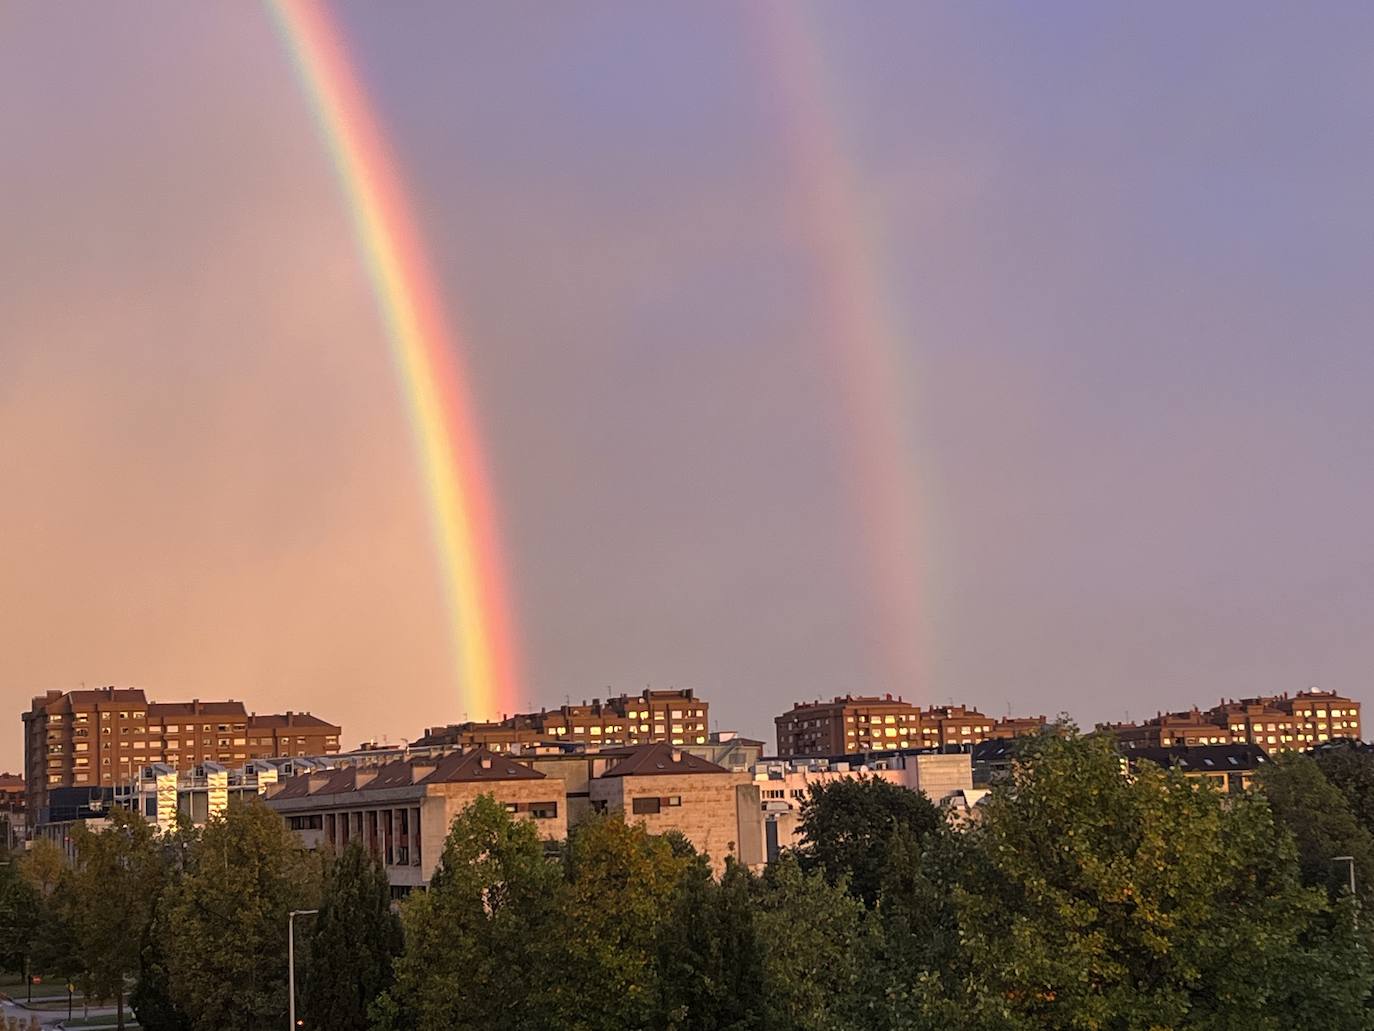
[774,696,1047,758]
[1103,690,1361,753]
[414,688,710,753]
[774,695,923,757]
[23,687,341,815]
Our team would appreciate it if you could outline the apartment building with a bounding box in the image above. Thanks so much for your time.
[267,748,566,892]
[918,706,1048,749]
[415,688,710,752]
[1105,709,1236,750]
[23,687,341,815]
[774,695,922,757]
[1124,744,1270,794]
[774,697,1047,757]
[1103,690,1361,753]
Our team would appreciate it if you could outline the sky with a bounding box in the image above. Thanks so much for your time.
[3,2,1373,767]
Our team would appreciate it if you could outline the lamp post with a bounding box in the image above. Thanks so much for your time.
[1334,856,1357,897]
[288,909,318,1030]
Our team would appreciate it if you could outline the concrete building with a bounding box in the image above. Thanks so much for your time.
[266,748,566,893]
[591,743,758,875]
[113,760,281,832]
[414,688,710,753]
[751,750,974,860]
[23,687,341,816]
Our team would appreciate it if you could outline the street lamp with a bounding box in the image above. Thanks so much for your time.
[288,909,318,1030]
[1334,856,1357,897]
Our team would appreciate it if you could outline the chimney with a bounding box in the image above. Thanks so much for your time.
[671,749,683,763]
[286,711,294,725]
[480,756,493,770]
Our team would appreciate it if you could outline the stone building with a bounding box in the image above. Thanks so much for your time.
[266,748,565,893]
[591,743,757,875]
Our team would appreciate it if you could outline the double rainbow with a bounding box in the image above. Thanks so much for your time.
[268,0,518,719]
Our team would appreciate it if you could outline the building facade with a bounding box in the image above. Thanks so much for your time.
[1103,690,1361,753]
[752,751,974,860]
[774,696,1047,757]
[774,695,923,757]
[590,743,756,875]
[23,687,341,815]
[415,688,710,753]
[267,748,566,892]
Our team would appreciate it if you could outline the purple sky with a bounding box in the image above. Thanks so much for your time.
[3,2,1373,766]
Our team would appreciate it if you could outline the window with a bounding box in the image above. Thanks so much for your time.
[632,797,661,815]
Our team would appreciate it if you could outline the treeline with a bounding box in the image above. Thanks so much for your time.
[4,731,1374,1030]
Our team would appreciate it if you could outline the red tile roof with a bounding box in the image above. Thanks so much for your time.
[600,743,728,778]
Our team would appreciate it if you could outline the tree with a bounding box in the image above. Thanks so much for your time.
[794,775,943,906]
[1315,745,1374,838]
[130,892,194,1031]
[301,844,402,1031]
[753,853,866,1031]
[1258,751,1374,904]
[372,794,566,1031]
[0,852,41,983]
[888,731,1361,1030]
[65,809,165,1030]
[654,857,764,1031]
[551,812,698,1030]
[163,799,320,1031]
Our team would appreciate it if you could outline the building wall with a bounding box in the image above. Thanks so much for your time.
[591,772,746,875]
[24,688,340,815]
[271,779,566,888]
[897,753,974,802]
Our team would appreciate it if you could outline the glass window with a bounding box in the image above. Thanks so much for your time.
[632,797,661,815]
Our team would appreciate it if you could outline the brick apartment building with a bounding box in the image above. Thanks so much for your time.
[415,688,710,753]
[23,687,341,814]
[774,696,1047,758]
[1102,690,1361,753]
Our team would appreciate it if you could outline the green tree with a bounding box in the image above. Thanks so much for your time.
[372,794,565,1031]
[302,843,402,1031]
[895,731,1360,1030]
[163,799,320,1031]
[130,892,194,1031]
[654,857,764,1031]
[1258,751,1374,903]
[552,812,697,1029]
[65,809,164,1029]
[795,775,943,906]
[753,853,865,1031]
[0,852,41,982]
[1315,744,1374,838]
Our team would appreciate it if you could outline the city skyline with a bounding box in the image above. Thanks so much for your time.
[5,2,1374,770]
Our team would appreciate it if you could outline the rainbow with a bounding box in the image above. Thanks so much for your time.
[752,6,929,692]
[267,0,519,719]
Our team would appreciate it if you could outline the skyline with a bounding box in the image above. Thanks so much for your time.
[4,2,1374,768]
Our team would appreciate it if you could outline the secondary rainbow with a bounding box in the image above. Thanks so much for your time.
[751,5,930,691]
[267,0,519,719]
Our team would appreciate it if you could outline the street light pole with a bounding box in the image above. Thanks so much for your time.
[288,909,318,1031]
[1335,856,1357,896]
